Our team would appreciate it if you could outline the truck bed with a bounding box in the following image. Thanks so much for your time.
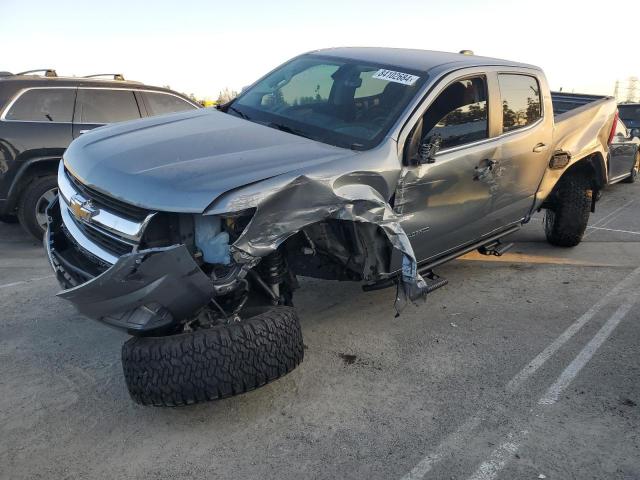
[550,91,609,116]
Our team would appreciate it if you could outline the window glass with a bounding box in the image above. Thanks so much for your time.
[4,88,75,122]
[498,74,542,132]
[618,104,640,127]
[144,92,196,116]
[232,55,426,150]
[421,77,488,150]
[76,89,141,124]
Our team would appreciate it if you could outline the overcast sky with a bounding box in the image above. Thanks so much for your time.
[3,0,637,100]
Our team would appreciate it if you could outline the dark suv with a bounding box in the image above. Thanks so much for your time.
[0,69,200,238]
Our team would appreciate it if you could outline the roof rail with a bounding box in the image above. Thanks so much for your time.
[0,71,14,77]
[16,69,58,77]
[83,73,125,81]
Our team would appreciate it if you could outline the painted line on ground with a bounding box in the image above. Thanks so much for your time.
[0,274,54,290]
[401,265,640,480]
[464,296,638,480]
[585,226,640,236]
[505,264,640,392]
[538,300,635,405]
[584,199,635,238]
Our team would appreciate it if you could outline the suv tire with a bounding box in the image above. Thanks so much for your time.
[122,306,304,406]
[0,214,18,224]
[544,173,592,247]
[17,175,58,240]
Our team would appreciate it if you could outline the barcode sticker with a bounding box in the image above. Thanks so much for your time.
[372,69,420,86]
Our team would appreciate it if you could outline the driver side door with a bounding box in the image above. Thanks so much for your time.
[395,71,504,263]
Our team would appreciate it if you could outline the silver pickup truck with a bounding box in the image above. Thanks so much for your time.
[45,48,618,406]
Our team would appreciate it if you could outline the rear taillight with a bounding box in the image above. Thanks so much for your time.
[608,110,619,145]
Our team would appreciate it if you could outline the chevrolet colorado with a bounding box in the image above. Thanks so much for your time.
[45,48,618,406]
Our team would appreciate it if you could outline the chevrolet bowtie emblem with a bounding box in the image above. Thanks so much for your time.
[69,194,98,222]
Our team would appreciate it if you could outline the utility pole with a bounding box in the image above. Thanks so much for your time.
[613,80,620,102]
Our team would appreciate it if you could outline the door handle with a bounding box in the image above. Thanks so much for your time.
[533,143,548,153]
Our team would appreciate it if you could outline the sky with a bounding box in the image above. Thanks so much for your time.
[2,0,637,100]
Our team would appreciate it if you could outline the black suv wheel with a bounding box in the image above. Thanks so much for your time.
[17,175,58,240]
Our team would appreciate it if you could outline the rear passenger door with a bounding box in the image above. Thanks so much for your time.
[490,72,552,223]
[72,88,142,138]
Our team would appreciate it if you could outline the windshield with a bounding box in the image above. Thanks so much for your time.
[618,104,640,128]
[229,55,427,150]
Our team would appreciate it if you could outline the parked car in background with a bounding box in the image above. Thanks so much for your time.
[618,103,640,132]
[0,69,200,238]
[609,117,640,184]
[45,48,618,406]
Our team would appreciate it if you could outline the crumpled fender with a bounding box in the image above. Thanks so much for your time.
[228,175,428,313]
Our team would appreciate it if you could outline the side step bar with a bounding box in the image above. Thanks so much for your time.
[362,224,521,293]
[477,240,514,256]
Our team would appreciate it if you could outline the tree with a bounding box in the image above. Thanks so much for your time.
[217,87,239,104]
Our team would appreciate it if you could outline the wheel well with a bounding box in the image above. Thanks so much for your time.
[562,152,607,191]
[6,158,59,211]
[282,219,392,282]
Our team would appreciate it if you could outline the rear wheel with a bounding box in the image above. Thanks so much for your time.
[121,306,304,406]
[17,175,58,240]
[544,173,592,247]
[623,151,639,183]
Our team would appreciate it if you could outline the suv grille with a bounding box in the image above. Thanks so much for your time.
[65,168,149,221]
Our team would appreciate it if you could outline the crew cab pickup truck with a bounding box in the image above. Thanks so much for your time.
[45,48,618,406]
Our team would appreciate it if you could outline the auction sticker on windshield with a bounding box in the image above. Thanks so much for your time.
[372,69,420,85]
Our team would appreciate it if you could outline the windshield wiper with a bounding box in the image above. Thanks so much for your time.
[267,122,313,140]
[227,105,250,120]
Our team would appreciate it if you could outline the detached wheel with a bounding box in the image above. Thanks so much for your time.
[122,306,304,407]
[623,151,639,183]
[17,175,58,240]
[544,173,592,247]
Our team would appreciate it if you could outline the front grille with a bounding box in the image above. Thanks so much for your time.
[65,168,150,221]
[77,221,134,257]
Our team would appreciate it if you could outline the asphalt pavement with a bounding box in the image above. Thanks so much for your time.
[1,180,638,480]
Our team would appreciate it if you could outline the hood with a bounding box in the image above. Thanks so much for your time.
[64,109,358,213]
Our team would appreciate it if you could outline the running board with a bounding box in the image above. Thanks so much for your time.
[477,240,514,257]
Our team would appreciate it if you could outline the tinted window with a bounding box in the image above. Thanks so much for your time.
[4,88,75,122]
[232,55,426,150]
[499,74,542,132]
[421,77,488,150]
[619,104,640,128]
[144,92,196,116]
[76,89,141,124]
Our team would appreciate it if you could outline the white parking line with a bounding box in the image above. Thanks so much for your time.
[584,199,635,238]
[464,299,638,480]
[0,274,54,290]
[401,265,640,479]
[539,300,635,405]
[506,264,640,392]
[586,226,640,236]
[466,435,524,480]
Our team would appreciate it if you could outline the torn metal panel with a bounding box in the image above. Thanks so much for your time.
[57,245,213,330]
[229,175,427,312]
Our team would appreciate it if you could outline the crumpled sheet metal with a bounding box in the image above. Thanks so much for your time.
[230,175,428,313]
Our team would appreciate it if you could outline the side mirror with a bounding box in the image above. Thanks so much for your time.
[631,128,640,140]
[418,134,443,164]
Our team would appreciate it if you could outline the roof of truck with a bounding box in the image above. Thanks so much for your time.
[312,47,540,73]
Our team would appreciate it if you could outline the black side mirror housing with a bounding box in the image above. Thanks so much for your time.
[631,128,640,140]
[418,134,443,164]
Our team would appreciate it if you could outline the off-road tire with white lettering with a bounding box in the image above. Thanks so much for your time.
[544,173,592,247]
[121,306,304,407]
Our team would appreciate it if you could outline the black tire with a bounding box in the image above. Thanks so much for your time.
[122,306,304,407]
[0,214,18,224]
[623,151,639,184]
[544,173,592,247]
[17,175,58,240]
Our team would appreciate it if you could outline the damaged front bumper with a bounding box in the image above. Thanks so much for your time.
[45,197,213,334]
